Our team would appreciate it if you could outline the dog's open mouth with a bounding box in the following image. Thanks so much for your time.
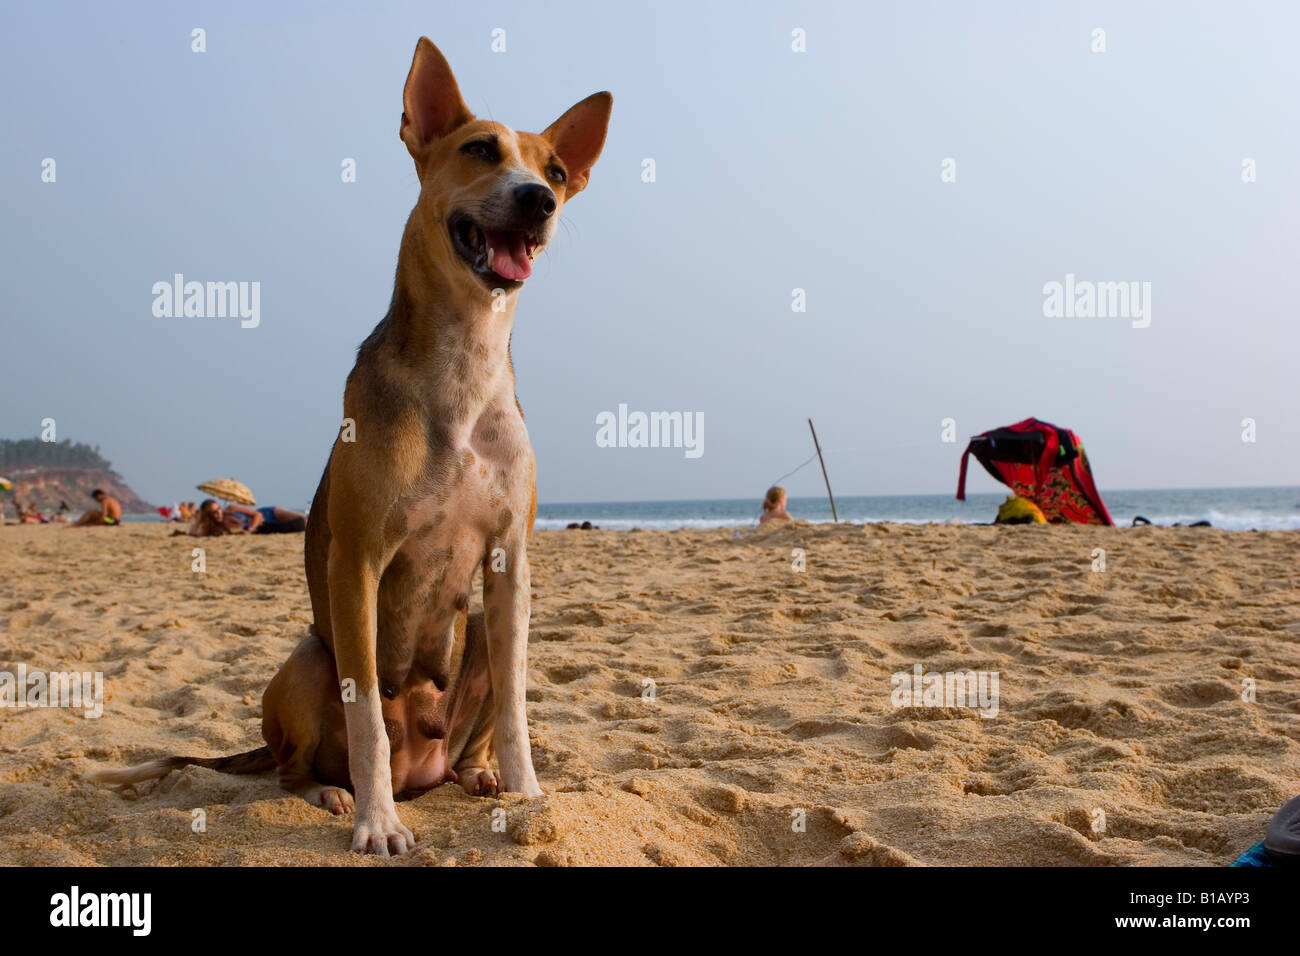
[450,214,540,284]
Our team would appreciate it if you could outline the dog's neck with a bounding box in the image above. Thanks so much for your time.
[382,217,522,424]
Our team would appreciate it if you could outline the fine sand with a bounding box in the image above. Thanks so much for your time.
[1,521,1297,866]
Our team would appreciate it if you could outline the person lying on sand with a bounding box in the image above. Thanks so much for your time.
[230,503,307,534]
[69,489,121,527]
[187,500,241,536]
[189,499,307,536]
[758,485,793,525]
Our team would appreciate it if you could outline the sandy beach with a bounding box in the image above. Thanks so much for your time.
[0,521,1296,866]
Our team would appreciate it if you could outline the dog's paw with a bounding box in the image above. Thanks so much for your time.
[313,786,354,816]
[456,766,500,797]
[501,777,543,799]
[351,804,415,856]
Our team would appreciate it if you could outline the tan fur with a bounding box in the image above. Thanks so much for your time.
[93,38,610,857]
[273,38,610,855]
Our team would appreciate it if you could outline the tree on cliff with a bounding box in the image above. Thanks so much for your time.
[0,439,112,470]
[0,438,152,513]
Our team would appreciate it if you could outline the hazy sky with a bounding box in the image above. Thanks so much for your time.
[1,0,1296,508]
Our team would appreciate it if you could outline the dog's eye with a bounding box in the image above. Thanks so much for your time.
[547,164,567,185]
[461,141,498,162]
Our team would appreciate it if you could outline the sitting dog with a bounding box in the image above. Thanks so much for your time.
[94,37,611,856]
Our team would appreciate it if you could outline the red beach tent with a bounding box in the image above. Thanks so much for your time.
[956,417,1114,526]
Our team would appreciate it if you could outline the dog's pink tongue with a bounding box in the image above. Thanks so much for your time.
[486,230,531,281]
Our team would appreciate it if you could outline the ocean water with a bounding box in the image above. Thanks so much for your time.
[535,487,1300,532]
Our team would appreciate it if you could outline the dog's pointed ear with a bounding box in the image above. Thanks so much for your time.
[400,38,473,160]
[542,92,612,196]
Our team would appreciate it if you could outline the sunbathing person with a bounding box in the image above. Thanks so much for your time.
[231,503,307,534]
[189,500,244,536]
[758,485,793,525]
[190,499,306,536]
[70,489,121,526]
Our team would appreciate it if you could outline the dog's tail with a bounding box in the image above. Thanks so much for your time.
[91,746,275,788]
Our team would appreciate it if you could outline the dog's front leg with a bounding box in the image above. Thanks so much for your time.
[482,539,541,797]
[329,542,414,855]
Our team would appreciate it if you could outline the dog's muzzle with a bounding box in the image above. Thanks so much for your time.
[449,185,556,286]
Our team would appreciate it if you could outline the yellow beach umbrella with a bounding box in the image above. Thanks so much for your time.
[197,478,256,506]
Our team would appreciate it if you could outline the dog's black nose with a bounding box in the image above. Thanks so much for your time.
[515,183,557,221]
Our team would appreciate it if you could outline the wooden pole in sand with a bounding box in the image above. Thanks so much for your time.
[807,418,839,522]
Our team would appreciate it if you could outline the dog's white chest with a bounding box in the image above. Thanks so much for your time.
[391,406,530,601]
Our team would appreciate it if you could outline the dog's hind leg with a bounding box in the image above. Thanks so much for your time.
[445,612,499,797]
[262,633,356,815]
[279,768,355,816]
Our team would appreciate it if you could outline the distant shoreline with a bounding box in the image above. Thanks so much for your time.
[529,487,1300,532]
[537,484,1300,509]
[41,484,1294,533]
